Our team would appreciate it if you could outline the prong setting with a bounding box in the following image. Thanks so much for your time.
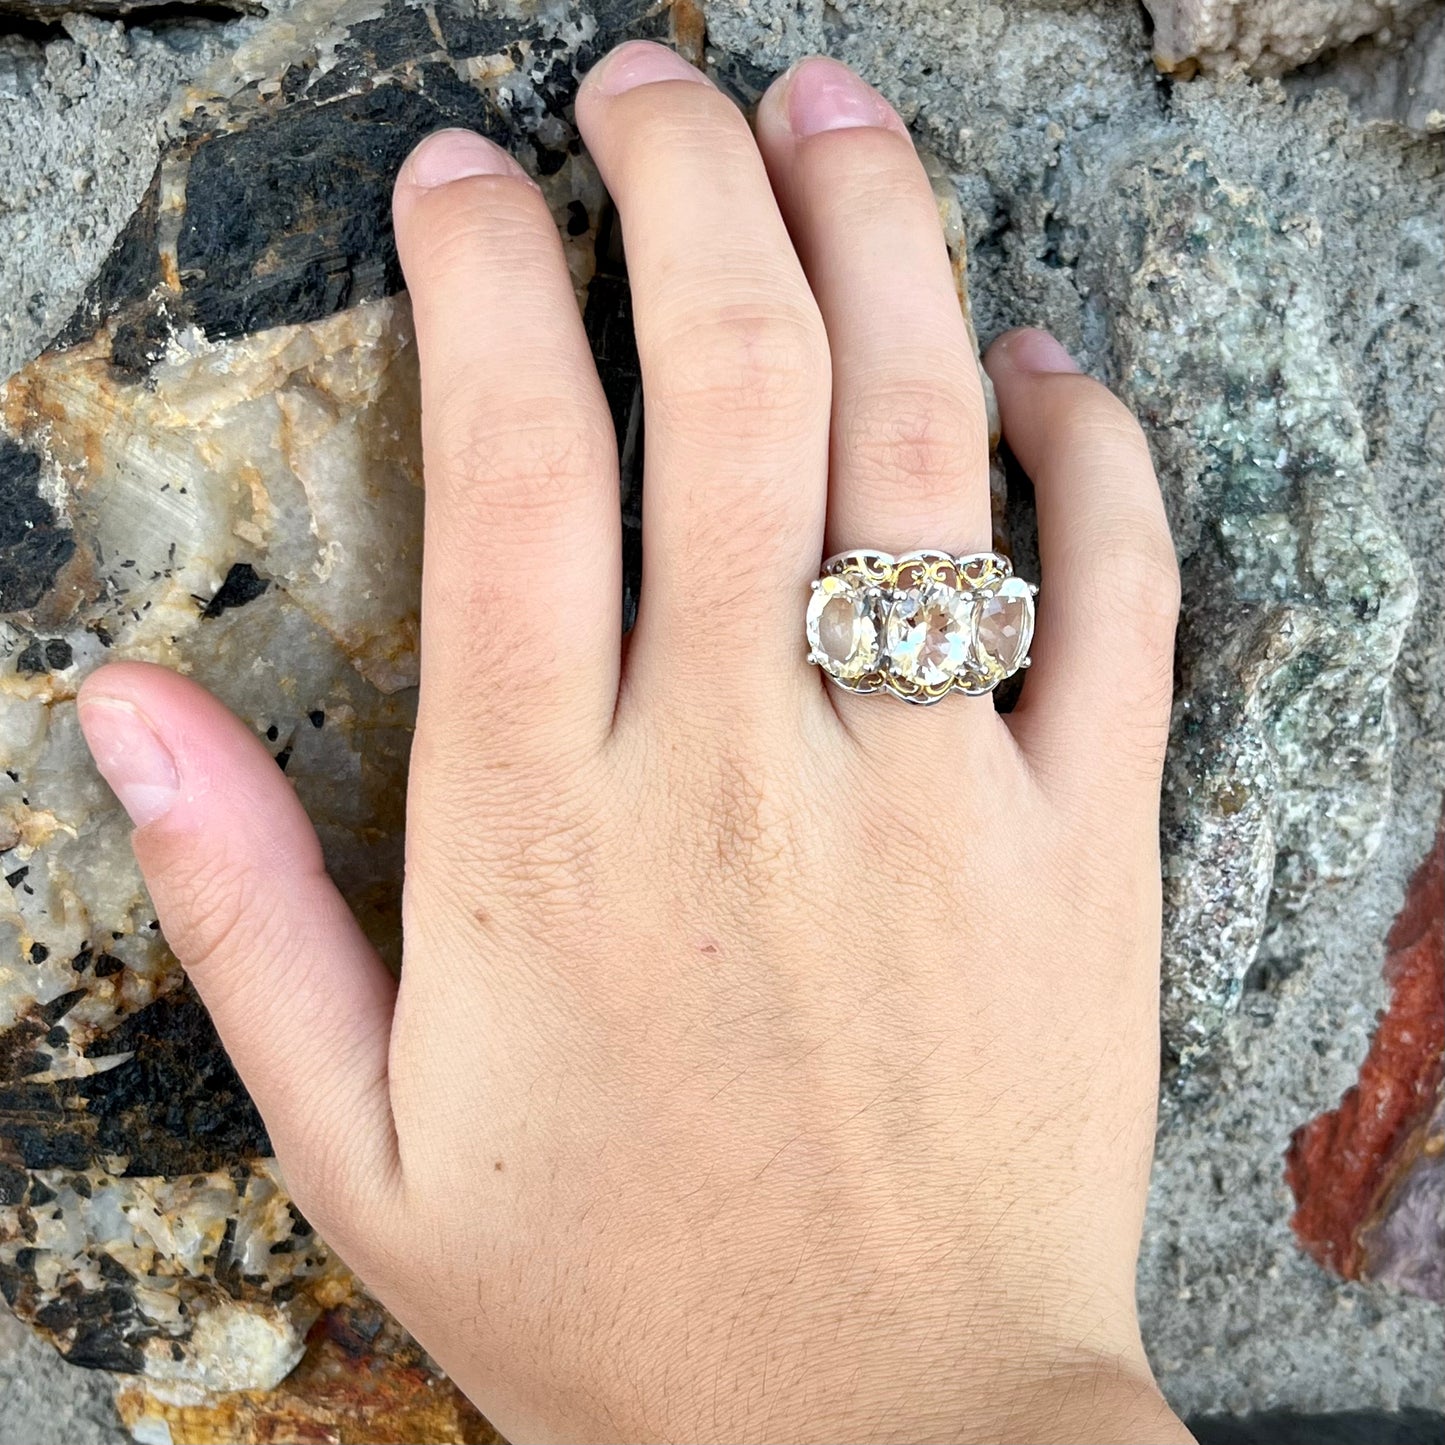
[808,549,1036,701]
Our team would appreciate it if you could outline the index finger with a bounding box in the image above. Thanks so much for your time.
[392,129,623,766]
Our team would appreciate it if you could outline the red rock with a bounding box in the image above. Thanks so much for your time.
[1285,822,1445,1294]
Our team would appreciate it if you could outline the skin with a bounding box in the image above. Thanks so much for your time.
[76,44,1192,1445]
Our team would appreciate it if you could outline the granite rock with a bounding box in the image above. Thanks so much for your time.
[1064,141,1418,1063]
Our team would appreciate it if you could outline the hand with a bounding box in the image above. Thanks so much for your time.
[78,43,1188,1445]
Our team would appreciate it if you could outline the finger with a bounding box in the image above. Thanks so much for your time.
[755,58,991,558]
[77,662,400,1246]
[983,330,1180,790]
[575,43,831,704]
[393,130,621,758]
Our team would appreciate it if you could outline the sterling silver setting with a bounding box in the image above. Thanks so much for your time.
[806,550,1037,704]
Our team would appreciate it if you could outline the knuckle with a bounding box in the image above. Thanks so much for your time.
[829,140,939,221]
[1081,515,1181,632]
[839,378,983,502]
[406,181,554,284]
[158,852,262,986]
[646,299,829,431]
[280,1122,388,1261]
[1052,377,1152,464]
[1043,378,1180,639]
[428,398,613,532]
[614,83,754,167]
[278,1122,351,1225]
[1068,522,1181,669]
[410,772,604,929]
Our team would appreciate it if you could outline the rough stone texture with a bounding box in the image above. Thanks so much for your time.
[1288,5,1445,133]
[0,13,266,385]
[0,1300,120,1444]
[112,1302,497,1444]
[1062,137,1419,1063]
[1144,0,1440,77]
[0,1,260,19]
[1,0,1443,1440]
[1288,825,1444,1301]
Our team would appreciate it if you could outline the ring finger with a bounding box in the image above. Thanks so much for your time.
[755,60,994,609]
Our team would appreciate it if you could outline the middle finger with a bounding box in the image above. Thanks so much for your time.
[755,58,993,563]
[576,43,832,711]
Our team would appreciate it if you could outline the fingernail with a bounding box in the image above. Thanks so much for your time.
[1004,328,1080,374]
[786,57,902,137]
[588,40,709,96]
[78,698,179,828]
[404,129,528,189]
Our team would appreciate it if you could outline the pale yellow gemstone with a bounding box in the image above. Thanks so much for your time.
[807,575,879,680]
[974,576,1035,676]
[884,584,970,686]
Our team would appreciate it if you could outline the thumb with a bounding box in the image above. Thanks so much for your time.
[77,661,399,1239]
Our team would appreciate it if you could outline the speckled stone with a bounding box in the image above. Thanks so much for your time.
[1144,0,1439,78]
[1058,141,1419,1066]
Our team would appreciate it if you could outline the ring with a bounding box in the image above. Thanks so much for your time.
[806,550,1037,704]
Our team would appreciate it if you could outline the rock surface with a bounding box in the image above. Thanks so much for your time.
[1,0,1443,1440]
[1288,5,1445,133]
[1288,823,1444,1301]
[0,13,262,387]
[0,0,260,19]
[1144,0,1439,77]
[1079,140,1420,1063]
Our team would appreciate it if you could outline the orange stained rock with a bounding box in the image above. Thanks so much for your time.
[115,1305,500,1445]
[1285,821,1445,1280]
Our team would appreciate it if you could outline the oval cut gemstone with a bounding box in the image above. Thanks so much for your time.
[884,584,970,687]
[974,576,1035,677]
[807,574,879,680]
